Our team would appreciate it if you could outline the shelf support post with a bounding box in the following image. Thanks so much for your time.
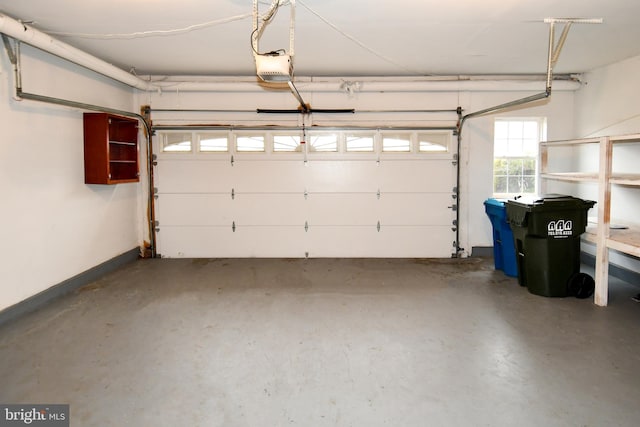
[594,136,612,306]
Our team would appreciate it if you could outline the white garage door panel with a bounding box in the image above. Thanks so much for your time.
[306,193,379,225]
[307,226,453,258]
[157,160,233,193]
[378,193,453,225]
[232,193,307,225]
[157,226,228,258]
[154,130,457,258]
[227,227,307,257]
[159,226,307,258]
[305,161,379,192]
[156,194,233,226]
[375,226,454,257]
[378,161,454,193]
[233,161,307,193]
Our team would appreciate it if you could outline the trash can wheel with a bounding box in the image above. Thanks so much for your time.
[567,272,595,299]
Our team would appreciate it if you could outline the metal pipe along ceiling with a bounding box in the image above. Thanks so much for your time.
[0,13,151,91]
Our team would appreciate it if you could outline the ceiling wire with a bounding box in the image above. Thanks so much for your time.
[46,13,253,39]
[297,0,425,75]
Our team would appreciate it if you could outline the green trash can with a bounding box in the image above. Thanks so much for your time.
[505,194,596,298]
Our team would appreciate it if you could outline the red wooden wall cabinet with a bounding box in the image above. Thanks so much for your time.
[83,113,139,184]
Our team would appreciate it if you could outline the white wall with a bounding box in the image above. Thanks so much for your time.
[572,54,640,271]
[0,45,142,312]
[136,80,577,256]
[461,90,576,252]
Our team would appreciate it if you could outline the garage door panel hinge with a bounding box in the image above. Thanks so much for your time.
[304,189,308,200]
[377,189,381,199]
[304,221,309,232]
[452,153,458,166]
[154,220,160,233]
[154,187,159,199]
[377,221,381,232]
[231,188,235,200]
[232,221,236,232]
[448,204,458,211]
[152,154,158,166]
[230,155,234,166]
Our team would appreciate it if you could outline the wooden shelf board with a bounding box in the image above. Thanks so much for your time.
[609,174,640,186]
[607,229,640,257]
[541,137,601,147]
[583,226,640,257]
[540,172,598,182]
[610,133,640,144]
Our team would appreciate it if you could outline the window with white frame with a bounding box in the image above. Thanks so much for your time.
[345,133,375,152]
[308,132,338,152]
[162,133,192,152]
[382,133,411,152]
[199,133,228,152]
[273,133,302,152]
[236,134,265,152]
[493,118,546,196]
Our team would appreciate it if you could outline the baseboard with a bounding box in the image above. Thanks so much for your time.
[0,247,140,327]
[580,252,640,286]
[471,246,494,257]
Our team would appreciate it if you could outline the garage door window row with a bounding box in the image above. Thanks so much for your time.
[159,130,450,155]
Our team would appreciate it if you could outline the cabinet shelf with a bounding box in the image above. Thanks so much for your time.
[84,113,140,184]
[540,133,640,306]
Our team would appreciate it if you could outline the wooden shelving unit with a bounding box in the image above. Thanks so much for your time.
[83,113,140,184]
[540,133,640,306]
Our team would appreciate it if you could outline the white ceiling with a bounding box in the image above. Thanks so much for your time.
[1,0,639,78]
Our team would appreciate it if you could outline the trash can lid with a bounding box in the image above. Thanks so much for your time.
[506,194,595,210]
[484,198,507,207]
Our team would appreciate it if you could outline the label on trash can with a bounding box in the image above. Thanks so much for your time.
[547,219,573,238]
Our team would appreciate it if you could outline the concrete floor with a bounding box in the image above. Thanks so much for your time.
[1,258,639,427]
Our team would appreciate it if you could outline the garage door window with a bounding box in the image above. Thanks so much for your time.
[274,134,302,152]
[236,135,265,152]
[382,133,411,152]
[418,132,449,152]
[309,132,338,152]
[162,133,192,152]
[346,133,375,152]
[199,134,228,152]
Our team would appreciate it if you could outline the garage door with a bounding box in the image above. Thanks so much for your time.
[153,128,457,258]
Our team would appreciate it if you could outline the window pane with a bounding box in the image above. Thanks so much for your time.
[494,139,508,157]
[522,176,536,193]
[522,139,538,156]
[507,158,523,174]
[236,135,265,152]
[522,158,536,175]
[346,134,374,152]
[418,132,448,152]
[494,176,507,193]
[309,133,338,152]
[199,134,228,152]
[163,133,192,152]
[508,176,522,193]
[494,158,508,175]
[382,134,411,152]
[508,121,524,139]
[274,134,301,152]
[494,121,508,140]
[523,121,538,139]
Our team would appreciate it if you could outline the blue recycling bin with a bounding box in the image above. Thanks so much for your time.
[484,198,518,277]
